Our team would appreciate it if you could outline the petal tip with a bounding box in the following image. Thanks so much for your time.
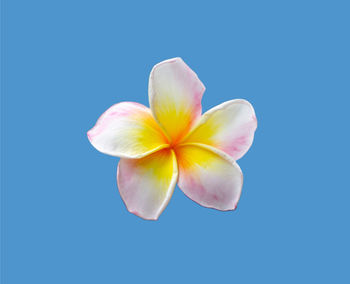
[87,129,93,142]
[128,209,159,221]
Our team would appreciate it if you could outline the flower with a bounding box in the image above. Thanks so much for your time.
[87,58,257,220]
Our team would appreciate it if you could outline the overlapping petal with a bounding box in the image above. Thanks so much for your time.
[87,102,169,158]
[182,99,257,160]
[88,58,257,220]
[149,58,205,144]
[117,149,178,220]
[176,144,243,211]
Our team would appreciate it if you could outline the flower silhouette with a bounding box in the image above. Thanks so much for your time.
[87,58,257,220]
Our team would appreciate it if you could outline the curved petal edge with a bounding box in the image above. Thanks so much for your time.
[182,99,257,160]
[87,102,169,159]
[148,57,205,143]
[176,144,243,211]
[117,149,178,220]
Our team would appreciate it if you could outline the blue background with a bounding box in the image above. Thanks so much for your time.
[2,0,349,283]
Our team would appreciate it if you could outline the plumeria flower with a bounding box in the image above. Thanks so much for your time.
[87,58,257,220]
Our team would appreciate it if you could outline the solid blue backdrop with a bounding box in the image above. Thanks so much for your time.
[2,0,349,283]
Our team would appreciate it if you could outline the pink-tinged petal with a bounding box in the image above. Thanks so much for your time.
[182,99,257,160]
[117,149,178,220]
[176,144,243,211]
[87,102,169,158]
[149,58,205,144]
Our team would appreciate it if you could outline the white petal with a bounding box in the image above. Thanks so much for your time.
[87,102,168,158]
[176,144,243,210]
[149,58,205,143]
[117,149,178,220]
[183,99,257,160]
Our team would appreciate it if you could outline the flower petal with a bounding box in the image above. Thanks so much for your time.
[87,102,169,158]
[117,149,178,220]
[176,144,243,211]
[182,99,257,160]
[149,58,205,143]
